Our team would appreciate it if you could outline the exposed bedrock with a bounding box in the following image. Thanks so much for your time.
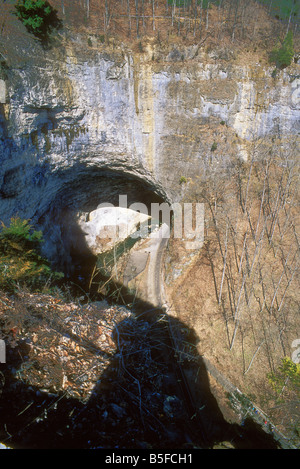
[0,39,299,274]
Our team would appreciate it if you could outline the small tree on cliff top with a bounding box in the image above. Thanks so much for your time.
[14,0,61,43]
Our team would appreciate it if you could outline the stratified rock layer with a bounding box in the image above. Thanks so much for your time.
[0,36,299,270]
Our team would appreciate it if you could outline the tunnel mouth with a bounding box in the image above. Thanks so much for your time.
[38,168,170,299]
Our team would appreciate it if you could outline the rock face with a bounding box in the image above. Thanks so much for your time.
[79,206,150,255]
[0,37,299,271]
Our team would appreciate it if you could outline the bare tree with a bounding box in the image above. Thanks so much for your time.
[152,0,155,31]
[135,0,140,36]
[128,0,132,34]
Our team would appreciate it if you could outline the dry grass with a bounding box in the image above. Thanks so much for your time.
[166,150,300,444]
[1,0,298,61]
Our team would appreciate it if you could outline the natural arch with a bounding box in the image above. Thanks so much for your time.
[36,167,170,293]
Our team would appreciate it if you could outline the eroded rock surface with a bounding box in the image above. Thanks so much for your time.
[0,37,299,275]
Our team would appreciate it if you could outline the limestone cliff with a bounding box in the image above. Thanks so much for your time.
[0,34,299,271]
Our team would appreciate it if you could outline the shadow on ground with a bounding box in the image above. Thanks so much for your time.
[0,297,279,449]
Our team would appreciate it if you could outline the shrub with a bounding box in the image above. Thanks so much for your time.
[14,0,61,43]
[270,31,294,69]
[268,357,300,396]
[211,141,218,152]
[0,217,63,292]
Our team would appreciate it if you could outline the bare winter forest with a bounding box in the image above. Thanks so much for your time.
[169,142,300,442]
[0,0,299,450]
[1,0,299,51]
